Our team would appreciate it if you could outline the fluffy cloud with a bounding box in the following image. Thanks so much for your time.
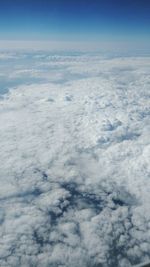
[0,53,150,267]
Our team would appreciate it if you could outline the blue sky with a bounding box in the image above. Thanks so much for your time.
[0,0,150,50]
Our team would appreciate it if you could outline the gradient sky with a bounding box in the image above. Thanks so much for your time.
[0,0,150,49]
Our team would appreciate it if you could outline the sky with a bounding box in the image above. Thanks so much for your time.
[0,0,150,50]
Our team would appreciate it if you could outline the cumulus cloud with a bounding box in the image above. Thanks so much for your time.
[0,53,150,267]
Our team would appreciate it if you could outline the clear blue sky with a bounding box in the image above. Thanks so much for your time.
[0,0,150,49]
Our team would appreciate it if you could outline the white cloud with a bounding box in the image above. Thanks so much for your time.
[0,52,18,60]
[0,54,150,267]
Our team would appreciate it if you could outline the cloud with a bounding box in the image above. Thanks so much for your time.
[0,53,150,267]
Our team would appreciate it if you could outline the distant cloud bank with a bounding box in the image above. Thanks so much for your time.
[0,40,150,55]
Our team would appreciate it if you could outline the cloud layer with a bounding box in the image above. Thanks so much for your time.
[0,53,150,267]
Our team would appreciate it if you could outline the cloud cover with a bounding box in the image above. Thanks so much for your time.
[0,53,150,267]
